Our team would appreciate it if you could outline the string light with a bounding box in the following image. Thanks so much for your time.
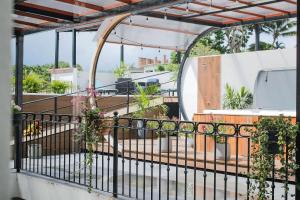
[210,0,213,7]
[113,29,117,35]
[164,9,167,20]
[158,47,161,53]
[141,44,143,50]
[129,17,132,25]
[146,17,149,21]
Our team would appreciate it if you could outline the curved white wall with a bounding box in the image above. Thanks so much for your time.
[180,57,198,121]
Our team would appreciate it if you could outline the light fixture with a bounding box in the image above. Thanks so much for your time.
[113,29,117,35]
[158,47,161,53]
[141,44,143,50]
[186,2,189,12]
[146,17,149,21]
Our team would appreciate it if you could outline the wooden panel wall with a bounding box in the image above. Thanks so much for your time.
[197,56,221,113]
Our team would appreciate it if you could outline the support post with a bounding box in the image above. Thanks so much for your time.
[295,0,300,198]
[113,112,119,197]
[120,44,124,64]
[15,31,24,172]
[127,81,130,114]
[72,29,76,68]
[255,24,260,51]
[55,31,59,69]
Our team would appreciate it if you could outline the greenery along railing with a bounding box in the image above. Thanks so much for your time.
[15,112,297,200]
[21,71,177,114]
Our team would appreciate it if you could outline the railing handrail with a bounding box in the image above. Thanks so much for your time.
[22,71,173,105]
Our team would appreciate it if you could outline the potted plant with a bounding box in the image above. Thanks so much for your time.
[23,121,42,159]
[204,123,231,160]
[248,116,298,199]
[132,84,159,138]
[11,100,22,126]
[153,120,175,153]
[178,122,194,148]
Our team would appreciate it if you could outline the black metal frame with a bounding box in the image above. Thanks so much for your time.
[18,112,296,199]
[177,27,217,120]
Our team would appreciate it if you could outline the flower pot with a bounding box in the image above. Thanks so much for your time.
[187,138,194,148]
[155,137,172,153]
[216,143,231,160]
[13,113,22,126]
[28,144,42,159]
[267,130,279,154]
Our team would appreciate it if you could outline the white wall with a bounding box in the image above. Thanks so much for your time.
[0,1,11,199]
[221,48,296,98]
[181,57,198,120]
[16,173,113,200]
[180,48,296,121]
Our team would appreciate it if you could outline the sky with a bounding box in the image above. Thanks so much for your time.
[10,30,171,72]
[10,27,296,72]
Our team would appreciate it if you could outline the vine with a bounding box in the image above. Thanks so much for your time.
[75,107,105,192]
[249,116,298,199]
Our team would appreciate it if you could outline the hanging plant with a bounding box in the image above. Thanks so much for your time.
[248,116,298,199]
[75,106,106,192]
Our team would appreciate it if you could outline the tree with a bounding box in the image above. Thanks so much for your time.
[157,64,165,72]
[170,51,181,64]
[248,41,274,51]
[224,26,252,53]
[50,80,70,94]
[261,19,296,49]
[190,43,220,57]
[23,73,45,93]
[113,62,129,79]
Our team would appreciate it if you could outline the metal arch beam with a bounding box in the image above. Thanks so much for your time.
[177,27,217,121]
[88,13,131,108]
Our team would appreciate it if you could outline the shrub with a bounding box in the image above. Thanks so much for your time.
[23,73,44,93]
[223,83,253,109]
[50,80,70,94]
[113,62,128,79]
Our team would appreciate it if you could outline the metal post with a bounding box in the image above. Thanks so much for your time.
[15,31,24,172]
[127,81,130,114]
[55,31,59,68]
[255,24,260,51]
[72,29,76,68]
[295,0,300,198]
[113,112,119,197]
[120,44,124,64]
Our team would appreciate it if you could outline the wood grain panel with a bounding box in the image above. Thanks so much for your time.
[197,56,221,113]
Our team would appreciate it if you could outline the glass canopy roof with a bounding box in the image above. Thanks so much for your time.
[13,0,297,50]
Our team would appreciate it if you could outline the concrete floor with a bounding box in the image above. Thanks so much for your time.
[18,153,295,200]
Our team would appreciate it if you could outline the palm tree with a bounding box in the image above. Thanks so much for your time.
[261,19,296,49]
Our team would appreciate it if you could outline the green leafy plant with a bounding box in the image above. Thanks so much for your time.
[223,83,253,109]
[113,62,128,79]
[75,105,106,193]
[178,122,194,139]
[248,116,298,199]
[50,80,70,94]
[23,73,45,93]
[202,122,229,144]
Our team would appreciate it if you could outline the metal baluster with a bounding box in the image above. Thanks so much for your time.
[45,115,48,176]
[235,126,239,200]
[159,123,162,200]
[184,129,187,200]
[129,119,132,197]
[167,129,170,200]
[95,141,98,188]
[246,138,250,200]
[59,115,62,179]
[204,133,207,200]
[213,125,217,200]
[143,119,146,200]
[122,128,125,195]
[50,115,53,177]
[176,122,179,200]
[224,136,228,200]
[63,119,66,180]
[113,112,119,198]
[272,154,275,200]
[107,128,111,192]
[194,123,197,200]
[68,116,71,182]
[136,121,139,199]
[151,129,154,200]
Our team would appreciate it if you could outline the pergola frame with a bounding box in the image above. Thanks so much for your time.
[13,0,299,198]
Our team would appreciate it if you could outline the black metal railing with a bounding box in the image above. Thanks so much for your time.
[16,112,296,200]
[22,71,177,115]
